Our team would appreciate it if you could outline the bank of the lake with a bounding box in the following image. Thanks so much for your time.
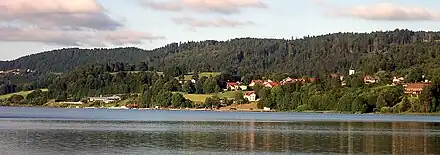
[1,107,440,154]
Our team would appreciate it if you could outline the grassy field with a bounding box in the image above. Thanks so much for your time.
[218,91,236,99]
[177,91,237,104]
[0,89,49,100]
[183,72,221,81]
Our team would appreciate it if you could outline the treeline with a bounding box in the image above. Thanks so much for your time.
[255,74,440,113]
[2,29,440,76]
[1,89,49,106]
[2,61,440,113]
[0,72,51,95]
[43,63,240,108]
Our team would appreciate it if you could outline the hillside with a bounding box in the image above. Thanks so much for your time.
[1,29,440,75]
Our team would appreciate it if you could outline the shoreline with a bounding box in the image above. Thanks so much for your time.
[3,105,440,115]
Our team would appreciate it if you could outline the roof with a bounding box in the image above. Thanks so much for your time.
[244,91,256,96]
[126,104,139,107]
[405,83,431,92]
[329,74,340,78]
[226,82,239,86]
[251,80,263,83]
[266,81,280,87]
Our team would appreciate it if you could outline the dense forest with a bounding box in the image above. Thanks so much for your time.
[1,29,440,76]
[2,29,440,113]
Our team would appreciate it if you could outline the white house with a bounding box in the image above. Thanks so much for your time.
[363,76,377,84]
[349,69,355,75]
[239,85,248,91]
[249,80,263,87]
[89,95,121,103]
[244,91,257,102]
[392,77,405,85]
[226,82,240,91]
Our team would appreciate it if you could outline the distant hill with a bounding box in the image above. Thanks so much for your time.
[2,29,440,75]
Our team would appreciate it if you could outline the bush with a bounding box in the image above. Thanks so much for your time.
[296,105,308,112]
[380,107,393,113]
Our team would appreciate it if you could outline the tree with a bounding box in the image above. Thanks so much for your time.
[203,77,220,94]
[405,68,424,83]
[195,77,207,94]
[155,91,173,107]
[234,91,248,104]
[376,94,386,110]
[8,94,24,104]
[258,88,273,109]
[182,81,196,94]
[165,65,184,78]
[192,70,199,80]
[419,86,433,113]
[398,96,411,113]
[171,93,186,108]
[137,61,148,71]
[204,96,221,109]
[352,97,367,113]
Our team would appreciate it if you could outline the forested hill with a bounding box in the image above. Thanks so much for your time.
[2,29,440,75]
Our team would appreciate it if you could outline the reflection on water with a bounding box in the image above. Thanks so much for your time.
[1,120,440,154]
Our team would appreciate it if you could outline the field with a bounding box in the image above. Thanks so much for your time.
[0,89,49,100]
[183,72,221,81]
[178,91,237,104]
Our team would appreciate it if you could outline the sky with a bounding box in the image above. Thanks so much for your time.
[1,0,440,60]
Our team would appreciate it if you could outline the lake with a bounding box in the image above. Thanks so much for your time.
[1,107,440,154]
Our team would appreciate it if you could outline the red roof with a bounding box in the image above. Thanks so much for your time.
[405,83,431,92]
[244,91,256,96]
[251,80,263,84]
[226,82,239,86]
[266,82,280,87]
[126,104,139,108]
[329,74,340,78]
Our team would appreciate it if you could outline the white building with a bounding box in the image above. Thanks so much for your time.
[392,77,405,85]
[349,69,355,75]
[244,91,257,102]
[88,95,121,103]
[239,85,248,91]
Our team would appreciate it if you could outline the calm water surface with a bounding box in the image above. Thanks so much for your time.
[1,107,440,155]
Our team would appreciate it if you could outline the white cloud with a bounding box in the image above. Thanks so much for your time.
[0,0,164,46]
[171,17,254,28]
[0,27,164,46]
[142,0,267,14]
[329,3,440,21]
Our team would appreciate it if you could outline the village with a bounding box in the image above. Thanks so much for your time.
[73,68,432,111]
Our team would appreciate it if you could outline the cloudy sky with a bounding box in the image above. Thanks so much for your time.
[1,0,440,60]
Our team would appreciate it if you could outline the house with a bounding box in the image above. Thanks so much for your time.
[308,78,317,83]
[88,95,121,103]
[280,77,296,85]
[126,104,139,109]
[249,80,263,87]
[363,75,377,84]
[239,85,248,91]
[392,76,405,85]
[281,77,294,84]
[60,102,84,105]
[244,91,257,102]
[264,81,280,88]
[226,82,240,91]
[349,69,355,75]
[404,82,431,97]
[329,74,344,81]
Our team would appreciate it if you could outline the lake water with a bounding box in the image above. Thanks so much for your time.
[1,107,440,154]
